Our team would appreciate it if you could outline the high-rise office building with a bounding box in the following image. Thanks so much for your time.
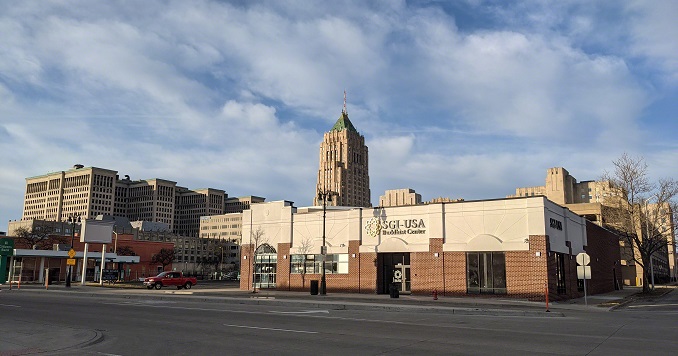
[20,164,227,236]
[314,93,371,207]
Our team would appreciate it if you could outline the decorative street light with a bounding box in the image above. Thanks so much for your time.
[66,213,81,288]
[317,189,337,295]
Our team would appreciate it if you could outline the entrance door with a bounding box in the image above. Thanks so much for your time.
[378,253,411,294]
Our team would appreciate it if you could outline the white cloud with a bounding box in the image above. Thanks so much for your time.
[626,0,678,82]
[0,0,675,224]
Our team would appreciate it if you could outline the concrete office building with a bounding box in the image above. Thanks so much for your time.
[510,167,675,285]
[173,187,226,236]
[20,165,228,237]
[200,196,266,243]
[240,197,621,300]
[224,196,265,214]
[379,189,422,207]
[199,213,245,242]
[314,94,371,208]
[23,165,118,221]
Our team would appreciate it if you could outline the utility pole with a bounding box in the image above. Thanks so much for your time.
[318,189,336,295]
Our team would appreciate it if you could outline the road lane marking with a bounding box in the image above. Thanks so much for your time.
[224,324,318,334]
[0,303,21,308]
[628,303,678,308]
[270,310,329,314]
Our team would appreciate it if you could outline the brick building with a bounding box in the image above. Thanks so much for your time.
[240,197,621,301]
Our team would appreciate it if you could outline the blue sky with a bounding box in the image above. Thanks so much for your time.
[1,0,677,229]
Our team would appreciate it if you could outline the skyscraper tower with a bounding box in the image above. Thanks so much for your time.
[314,92,371,207]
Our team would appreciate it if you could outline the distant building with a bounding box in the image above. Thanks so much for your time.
[314,93,371,207]
[510,167,675,285]
[224,196,266,214]
[19,164,229,237]
[379,189,422,207]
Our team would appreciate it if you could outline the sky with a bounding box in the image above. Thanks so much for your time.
[1,0,677,229]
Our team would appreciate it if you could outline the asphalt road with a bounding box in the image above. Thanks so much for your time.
[1,289,677,355]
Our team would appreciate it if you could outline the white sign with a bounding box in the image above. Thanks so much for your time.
[80,219,114,243]
[576,252,590,266]
[577,266,591,280]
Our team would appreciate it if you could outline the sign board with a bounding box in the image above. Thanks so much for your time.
[576,252,590,266]
[68,249,76,258]
[67,258,76,266]
[0,238,14,256]
[80,219,114,243]
[102,269,119,281]
[577,265,591,279]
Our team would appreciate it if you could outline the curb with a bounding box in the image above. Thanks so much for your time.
[9,287,563,318]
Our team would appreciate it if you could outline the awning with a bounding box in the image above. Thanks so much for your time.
[12,249,140,263]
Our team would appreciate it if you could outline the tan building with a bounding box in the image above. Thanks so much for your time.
[200,196,266,244]
[22,165,118,221]
[379,189,421,207]
[239,197,621,300]
[173,187,226,236]
[224,196,266,214]
[20,165,228,237]
[199,213,245,242]
[314,95,371,207]
[510,167,675,285]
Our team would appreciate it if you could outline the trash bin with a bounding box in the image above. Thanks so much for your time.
[389,283,399,298]
[310,280,319,295]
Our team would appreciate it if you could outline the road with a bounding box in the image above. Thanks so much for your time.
[1,289,677,355]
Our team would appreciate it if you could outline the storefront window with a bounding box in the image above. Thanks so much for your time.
[467,252,506,295]
[290,254,348,274]
[254,244,277,289]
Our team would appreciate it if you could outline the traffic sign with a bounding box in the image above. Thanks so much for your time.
[0,238,14,256]
[68,249,76,258]
[67,258,76,266]
[576,252,590,266]
[577,266,591,279]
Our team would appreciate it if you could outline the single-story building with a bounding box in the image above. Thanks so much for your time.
[239,196,622,301]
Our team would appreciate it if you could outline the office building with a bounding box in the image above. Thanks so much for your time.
[20,165,228,237]
[314,94,371,207]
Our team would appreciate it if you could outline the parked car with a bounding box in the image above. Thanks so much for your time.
[143,271,197,290]
[224,271,240,281]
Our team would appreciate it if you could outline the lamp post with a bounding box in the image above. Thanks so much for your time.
[66,213,81,288]
[317,189,336,295]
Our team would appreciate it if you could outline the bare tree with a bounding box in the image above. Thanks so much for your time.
[295,236,315,289]
[14,223,65,250]
[249,227,267,293]
[602,153,678,293]
[151,248,176,271]
[116,246,137,256]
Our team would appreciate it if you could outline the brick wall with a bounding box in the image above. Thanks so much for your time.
[586,221,622,294]
[277,243,290,291]
[410,238,444,295]
[506,235,549,301]
[359,251,377,293]
[240,232,618,301]
[443,252,466,296]
[239,243,253,290]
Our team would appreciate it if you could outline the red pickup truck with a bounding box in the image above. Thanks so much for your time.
[143,271,197,290]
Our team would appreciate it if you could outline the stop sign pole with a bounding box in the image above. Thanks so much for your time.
[576,252,590,306]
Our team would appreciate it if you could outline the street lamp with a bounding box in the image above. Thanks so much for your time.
[66,213,81,288]
[317,189,337,295]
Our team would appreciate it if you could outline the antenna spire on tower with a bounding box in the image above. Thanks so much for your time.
[343,90,347,115]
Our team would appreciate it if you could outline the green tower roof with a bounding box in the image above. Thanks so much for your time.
[331,111,358,133]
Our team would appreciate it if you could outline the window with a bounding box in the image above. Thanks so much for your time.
[290,254,348,274]
[555,253,567,294]
[466,252,506,295]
